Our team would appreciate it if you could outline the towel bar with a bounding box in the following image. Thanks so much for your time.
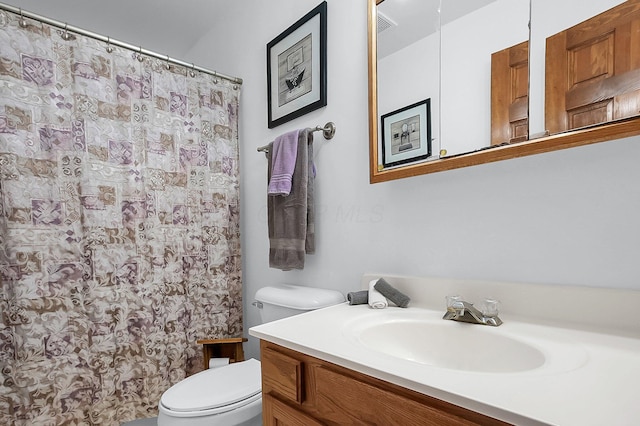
[314,122,336,140]
[257,122,336,152]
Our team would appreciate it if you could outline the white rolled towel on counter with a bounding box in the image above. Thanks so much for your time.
[368,279,388,309]
[209,357,230,369]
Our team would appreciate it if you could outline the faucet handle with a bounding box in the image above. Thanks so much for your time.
[445,295,462,309]
[445,295,465,316]
[480,298,500,317]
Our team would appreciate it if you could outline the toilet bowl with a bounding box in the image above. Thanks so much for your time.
[158,358,262,426]
[157,284,344,425]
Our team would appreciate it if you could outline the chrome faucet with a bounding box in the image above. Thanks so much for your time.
[443,297,502,326]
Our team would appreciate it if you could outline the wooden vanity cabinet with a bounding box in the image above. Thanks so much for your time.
[260,340,511,426]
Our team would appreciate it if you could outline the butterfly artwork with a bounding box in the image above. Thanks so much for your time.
[285,67,305,91]
[266,1,327,128]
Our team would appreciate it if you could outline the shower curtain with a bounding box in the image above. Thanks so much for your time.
[0,11,242,425]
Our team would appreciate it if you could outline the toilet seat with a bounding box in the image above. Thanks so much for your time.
[160,358,261,416]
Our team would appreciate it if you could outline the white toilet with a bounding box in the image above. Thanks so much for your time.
[157,284,344,425]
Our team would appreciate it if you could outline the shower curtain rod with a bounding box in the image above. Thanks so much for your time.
[0,2,243,85]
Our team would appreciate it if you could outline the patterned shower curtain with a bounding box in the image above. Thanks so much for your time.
[0,10,242,425]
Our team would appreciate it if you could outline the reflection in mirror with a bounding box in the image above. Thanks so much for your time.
[491,40,530,146]
[375,0,531,161]
[368,0,640,184]
[529,0,639,137]
[376,0,441,168]
[440,0,530,157]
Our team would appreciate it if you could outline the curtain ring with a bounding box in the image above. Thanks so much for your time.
[62,23,71,40]
[18,8,27,27]
[189,63,196,78]
[165,55,171,70]
[137,46,144,62]
[106,37,114,53]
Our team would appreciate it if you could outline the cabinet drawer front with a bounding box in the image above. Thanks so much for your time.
[314,366,479,426]
[262,347,304,403]
[263,394,324,426]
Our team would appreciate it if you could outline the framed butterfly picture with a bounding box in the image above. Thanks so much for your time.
[267,1,327,128]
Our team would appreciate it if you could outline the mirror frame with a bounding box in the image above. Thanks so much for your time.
[368,0,640,184]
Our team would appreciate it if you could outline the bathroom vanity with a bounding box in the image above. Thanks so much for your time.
[260,339,508,425]
[250,274,640,425]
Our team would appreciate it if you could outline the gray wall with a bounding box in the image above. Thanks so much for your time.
[187,0,640,359]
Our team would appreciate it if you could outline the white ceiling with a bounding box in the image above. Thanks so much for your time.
[377,0,498,59]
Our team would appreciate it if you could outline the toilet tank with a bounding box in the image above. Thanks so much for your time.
[254,284,344,323]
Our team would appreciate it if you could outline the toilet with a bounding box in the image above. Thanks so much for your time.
[157,284,344,425]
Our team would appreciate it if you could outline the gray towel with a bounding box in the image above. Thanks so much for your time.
[266,129,315,270]
[347,290,369,305]
[374,278,410,308]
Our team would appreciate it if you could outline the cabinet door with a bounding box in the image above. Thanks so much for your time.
[263,394,324,426]
[313,366,480,426]
[491,40,529,145]
[261,347,304,403]
[545,0,640,134]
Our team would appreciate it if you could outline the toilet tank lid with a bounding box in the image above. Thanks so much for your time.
[255,284,344,310]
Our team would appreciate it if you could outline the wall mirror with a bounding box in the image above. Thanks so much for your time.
[369,0,640,184]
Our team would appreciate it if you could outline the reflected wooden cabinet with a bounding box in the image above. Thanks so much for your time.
[491,40,530,145]
[546,0,640,135]
[260,340,511,426]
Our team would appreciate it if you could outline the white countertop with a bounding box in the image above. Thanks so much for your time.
[250,301,640,426]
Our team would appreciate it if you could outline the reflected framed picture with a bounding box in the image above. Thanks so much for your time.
[267,1,327,129]
[380,99,432,168]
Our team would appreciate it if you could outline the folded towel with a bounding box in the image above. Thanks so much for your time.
[374,278,410,308]
[305,132,315,255]
[347,290,369,305]
[267,129,315,270]
[268,129,300,196]
[368,279,388,309]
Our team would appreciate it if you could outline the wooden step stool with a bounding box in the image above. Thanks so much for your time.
[197,337,248,371]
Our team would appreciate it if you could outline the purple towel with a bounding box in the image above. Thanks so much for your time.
[267,130,300,196]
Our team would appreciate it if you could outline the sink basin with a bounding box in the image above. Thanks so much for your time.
[354,319,545,373]
[343,309,590,375]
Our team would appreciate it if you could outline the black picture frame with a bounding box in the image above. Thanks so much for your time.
[380,99,432,168]
[267,1,327,129]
